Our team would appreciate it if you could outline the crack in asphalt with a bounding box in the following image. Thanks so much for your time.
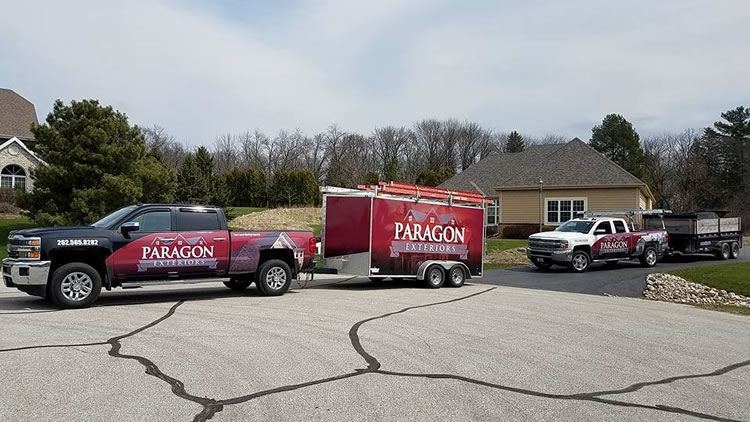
[1,287,747,421]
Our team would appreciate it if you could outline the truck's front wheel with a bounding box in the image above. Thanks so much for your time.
[49,263,102,309]
[256,259,292,296]
[569,251,590,273]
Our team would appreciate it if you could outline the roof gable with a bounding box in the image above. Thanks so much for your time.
[0,88,38,140]
[440,138,645,195]
[0,137,45,165]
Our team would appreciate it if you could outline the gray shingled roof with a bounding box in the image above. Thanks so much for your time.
[0,88,38,140]
[440,138,646,195]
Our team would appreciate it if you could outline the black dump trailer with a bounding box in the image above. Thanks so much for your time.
[643,211,742,260]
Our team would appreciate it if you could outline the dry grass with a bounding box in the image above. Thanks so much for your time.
[230,207,322,232]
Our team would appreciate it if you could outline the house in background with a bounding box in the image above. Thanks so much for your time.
[440,138,654,234]
[0,88,43,193]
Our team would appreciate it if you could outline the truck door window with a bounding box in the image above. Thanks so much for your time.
[594,221,613,234]
[177,209,220,231]
[613,220,627,233]
[131,210,171,232]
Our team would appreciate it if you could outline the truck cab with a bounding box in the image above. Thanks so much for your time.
[3,204,316,308]
[527,217,668,272]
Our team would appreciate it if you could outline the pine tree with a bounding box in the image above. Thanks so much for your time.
[590,114,645,178]
[17,99,175,226]
[504,131,525,153]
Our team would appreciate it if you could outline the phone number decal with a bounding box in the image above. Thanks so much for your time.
[57,239,99,246]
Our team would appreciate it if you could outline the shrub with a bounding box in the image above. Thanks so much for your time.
[501,224,555,239]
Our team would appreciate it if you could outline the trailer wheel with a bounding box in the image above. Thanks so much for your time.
[639,246,658,268]
[569,251,590,273]
[48,262,102,309]
[256,259,292,296]
[730,242,740,259]
[224,277,253,291]
[424,265,445,288]
[446,266,466,288]
[717,243,731,260]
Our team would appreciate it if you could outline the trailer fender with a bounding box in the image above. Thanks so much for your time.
[416,260,470,281]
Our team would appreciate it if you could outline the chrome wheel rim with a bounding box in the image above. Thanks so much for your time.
[572,254,588,271]
[722,245,730,258]
[646,249,657,265]
[265,267,287,290]
[732,244,739,256]
[61,272,92,301]
[429,269,443,285]
[451,269,463,284]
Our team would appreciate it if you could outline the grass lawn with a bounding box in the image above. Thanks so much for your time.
[486,238,527,253]
[310,224,321,237]
[694,303,750,316]
[484,262,517,270]
[0,216,38,260]
[225,207,265,220]
[669,263,750,297]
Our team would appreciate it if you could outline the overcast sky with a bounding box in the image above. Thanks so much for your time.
[2,0,748,145]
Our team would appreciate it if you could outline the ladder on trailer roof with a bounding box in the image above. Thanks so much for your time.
[351,181,492,205]
[583,209,672,217]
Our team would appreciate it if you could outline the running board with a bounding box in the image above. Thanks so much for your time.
[120,278,230,288]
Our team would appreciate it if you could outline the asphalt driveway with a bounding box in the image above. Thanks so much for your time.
[482,248,749,297]
[1,279,749,421]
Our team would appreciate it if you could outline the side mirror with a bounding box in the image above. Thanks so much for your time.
[121,221,140,234]
[594,229,607,235]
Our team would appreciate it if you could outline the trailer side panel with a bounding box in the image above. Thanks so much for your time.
[369,197,484,277]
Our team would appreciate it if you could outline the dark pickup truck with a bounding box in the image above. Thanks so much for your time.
[3,204,316,308]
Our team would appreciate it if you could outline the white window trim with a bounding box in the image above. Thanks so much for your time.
[485,198,500,226]
[544,197,587,226]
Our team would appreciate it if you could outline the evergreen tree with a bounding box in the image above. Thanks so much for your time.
[590,114,645,178]
[17,99,176,226]
[504,131,525,153]
[702,106,750,198]
[416,167,455,187]
[176,154,212,204]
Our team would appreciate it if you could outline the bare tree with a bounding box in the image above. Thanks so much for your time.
[372,126,412,181]
[141,125,188,169]
[239,130,268,170]
[302,132,328,183]
[456,121,491,170]
[213,133,238,173]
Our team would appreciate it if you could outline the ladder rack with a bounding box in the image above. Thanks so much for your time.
[354,181,492,205]
[584,209,672,217]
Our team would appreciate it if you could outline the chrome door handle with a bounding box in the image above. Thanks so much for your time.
[213,237,226,241]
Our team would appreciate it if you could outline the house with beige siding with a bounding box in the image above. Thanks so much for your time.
[440,138,654,234]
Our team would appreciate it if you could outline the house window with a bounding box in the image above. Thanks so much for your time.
[1,165,26,190]
[545,198,587,225]
[486,199,499,226]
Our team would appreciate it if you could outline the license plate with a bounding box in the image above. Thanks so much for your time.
[536,258,545,263]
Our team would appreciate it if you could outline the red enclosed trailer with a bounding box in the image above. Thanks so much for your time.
[321,182,489,288]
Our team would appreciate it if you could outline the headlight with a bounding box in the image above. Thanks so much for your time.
[558,240,569,249]
[8,236,42,260]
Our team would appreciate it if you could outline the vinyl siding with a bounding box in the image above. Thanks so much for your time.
[500,187,643,224]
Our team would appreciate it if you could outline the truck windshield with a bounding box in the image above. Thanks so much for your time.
[90,205,137,228]
[556,220,595,233]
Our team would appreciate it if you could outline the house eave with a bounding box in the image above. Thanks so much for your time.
[496,183,655,201]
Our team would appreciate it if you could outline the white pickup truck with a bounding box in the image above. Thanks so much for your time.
[527,217,669,272]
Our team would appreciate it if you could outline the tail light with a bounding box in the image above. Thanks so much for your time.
[309,236,317,254]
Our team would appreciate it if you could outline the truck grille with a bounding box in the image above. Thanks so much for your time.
[528,238,565,250]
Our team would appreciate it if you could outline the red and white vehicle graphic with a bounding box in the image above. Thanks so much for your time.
[321,182,489,288]
[527,216,668,272]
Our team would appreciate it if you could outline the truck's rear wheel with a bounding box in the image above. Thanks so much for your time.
[639,246,658,268]
[569,251,590,273]
[446,266,466,287]
[717,243,731,260]
[49,263,102,309]
[224,277,253,291]
[424,265,445,288]
[730,242,740,259]
[256,259,292,296]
